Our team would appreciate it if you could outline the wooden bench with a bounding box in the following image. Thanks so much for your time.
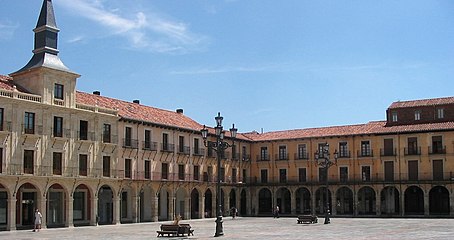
[297,215,318,224]
[156,224,194,237]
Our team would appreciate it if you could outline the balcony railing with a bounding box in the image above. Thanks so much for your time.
[241,154,251,161]
[256,154,270,161]
[77,131,95,141]
[102,134,118,144]
[22,124,43,135]
[142,141,158,151]
[380,148,397,156]
[0,121,12,132]
[161,143,175,152]
[428,146,446,155]
[404,147,421,155]
[193,148,205,156]
[177,145,191,155]
[357,149,374,158]
[275,153,289,161]
[122,138,139,149]
[338,150,351,158]
[294,152,309,160]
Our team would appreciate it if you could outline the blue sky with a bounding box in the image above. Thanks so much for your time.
[1,0,454,133]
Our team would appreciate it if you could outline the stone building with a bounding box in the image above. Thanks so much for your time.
[0,0,453,232]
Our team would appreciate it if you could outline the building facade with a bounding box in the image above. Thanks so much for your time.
[0,0,453,231]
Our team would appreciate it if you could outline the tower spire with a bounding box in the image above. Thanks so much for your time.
[13,0,72,74]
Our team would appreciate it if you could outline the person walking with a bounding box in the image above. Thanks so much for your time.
[34,208,42,232]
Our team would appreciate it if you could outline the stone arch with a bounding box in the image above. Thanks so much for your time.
[315,187,331,214]
[357,186,376,215]
[73,184,92,226]
[404,186,424,215]
[190,188,200,219]
[16,182,41,228]
[258,187,272,214]
[295,187,311,214]
[240,188,247,216]
[380,186,400,215]
[47,183,66,227]
[97,185,114,225]
[429,186,450,215]
[336,186,353,215]
[175,187,187,218]
[204,188,213,218]
[0,183,9,227]
[276,187,291,215]
[158,186,170,221]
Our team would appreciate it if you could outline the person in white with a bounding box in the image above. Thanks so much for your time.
[34,208,42,232]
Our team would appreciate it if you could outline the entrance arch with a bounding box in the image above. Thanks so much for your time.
[276,187,291,215]
[191,188,200,219]
[204,189,213,218]
[17,183,39,228]
[47,183,66,227]
[295,187,311,214]
[0,184,8,228]
[175,188,187,218]
[381,186,400,215]
[240,189,247,216]
[97,185,114,225]
[315,187,331,214]
[258,188,272,214]
[336,187,353,215]
[358,186,376,215]
[158,187,170,221]
[429,186,450,215]
[404,186,424,215]
[73,184,91,226]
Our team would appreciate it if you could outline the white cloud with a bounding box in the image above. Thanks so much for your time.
[57,0,207,54]
[0,21,19,40]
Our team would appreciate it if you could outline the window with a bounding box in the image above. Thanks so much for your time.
[178,164,185,180]
[279,146,287,160]
[437,108,444,119]
[408,160,418,181]
[125,159,131,178]
[279,169,287,183]
[0,108,4,131]
[142,130,150,150]
[79,154,87,176]
[360,141,371,157]
[79,120,88,140]
[361,166,370,181]
[0,148,3,173]
[162,133,169,151]
[54,83,64,100]
[318,167,326,182]
[260,169,268,183]
[340,167,348,182]
[432,136,444,154]
[103,124,111,143]
[232,144,237,160]
[242,169,247,183]
[125,127,132,147]
[318,143,328,155]
[407,137,419,155]
[179,136,185,153]
[297,144,307,159]
[24,112,35,134]
[414,110,421,121]
[193,165,199,181]
[102,156,110,177]
[220,167,225,182]
[383,138,394,156]
[53,152,62,175]
[232,168,237,183]
[433,159,443,180]
[298,168,306,183]
[260,147,268,161]
[144,160,151,179]
[53,116,63,137]
[339,142,348,157]
[24,150,34,174]
[392,112,398,122]
[161,163,168,179]
[193,138,200,155]
[207,166,213,182]
[242,146,248,160]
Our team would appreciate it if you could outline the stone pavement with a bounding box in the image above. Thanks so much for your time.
[1,217,454,240]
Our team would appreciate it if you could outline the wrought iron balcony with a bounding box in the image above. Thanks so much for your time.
[428,146,446,155]
[404,147,421,155]
[380,148,397,156]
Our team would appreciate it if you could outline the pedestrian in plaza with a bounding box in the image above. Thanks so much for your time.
[231,207,237,219]
[273,206,279,218]
[33,208,42,232]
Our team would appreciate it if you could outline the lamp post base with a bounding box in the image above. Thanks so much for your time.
[214,216,224,237]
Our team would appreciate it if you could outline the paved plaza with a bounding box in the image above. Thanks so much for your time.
[1,217,453,240]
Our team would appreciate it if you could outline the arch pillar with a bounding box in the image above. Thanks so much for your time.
[132,194,139,223]
[424,190,430,216]
[91,197,98,226]
[331,187,336,216]
[152,195,159,222]
[7,197,16,231]
[200,195,205,219]
[39,194,47,229]
[291,189,296,215]
[376,189,381,216]
[169,191,175,220]
[66,196,74,227]
[184,197,190,220]
[113,196,121,225]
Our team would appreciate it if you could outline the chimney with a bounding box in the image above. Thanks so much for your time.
[176,109,184,114]
[93,91,100,96]
[133,99,140,104]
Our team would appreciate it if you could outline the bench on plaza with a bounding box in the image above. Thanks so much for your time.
[156,224,194,237]
[297,215,318,224]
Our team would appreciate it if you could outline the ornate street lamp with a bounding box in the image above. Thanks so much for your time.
[314,143,337,224]
[201,112,237,237]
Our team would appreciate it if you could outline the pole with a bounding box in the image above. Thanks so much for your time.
[324,162,330,224]
[214,137,224,237]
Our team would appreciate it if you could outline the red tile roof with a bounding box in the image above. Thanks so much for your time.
[0,75,28,92]
[388,96,454,109]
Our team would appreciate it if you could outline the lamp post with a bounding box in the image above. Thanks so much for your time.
[314,143,337,224]
[201,112,237,237]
